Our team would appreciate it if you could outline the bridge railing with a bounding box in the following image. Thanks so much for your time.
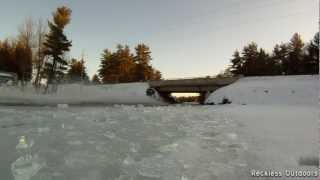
[152,75,243,82]
[159,75,217,81]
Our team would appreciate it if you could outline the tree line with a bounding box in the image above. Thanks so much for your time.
[98,44,161,84]
[0,38,33,84]
[229,33,319,76]
[0,6,318,93]
[0,6,74,92]
[0,6,162,93]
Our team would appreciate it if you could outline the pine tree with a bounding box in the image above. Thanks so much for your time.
[241,42,259,76]
[134,44,152,81]
[271,44,289,75]
[67,58,88,83]
[98,44,162,83]
[98,49,115,83]
[256,48,270,75]
[304,32,319,74]
[286,33,304,75]
[230,50,243,75]
[116,45,135,82]
[133,44,162,81]
[43,6,72,88]
[226,32,317,76]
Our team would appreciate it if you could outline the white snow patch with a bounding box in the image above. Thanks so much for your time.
[57,104,69,108]
[37,127,50,133]
[159,143,179,152]
[0,82,166,105]
[206,75,319,105]
[226,133,238,140]
[68,140,83,146]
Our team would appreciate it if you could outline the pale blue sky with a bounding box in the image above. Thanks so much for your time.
[0,0,318,78]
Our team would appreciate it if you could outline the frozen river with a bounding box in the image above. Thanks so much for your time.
[0,105,317,180]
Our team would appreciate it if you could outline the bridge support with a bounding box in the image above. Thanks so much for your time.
[198,92,205,105]
[199,91,211,105]
[157,91,176,104]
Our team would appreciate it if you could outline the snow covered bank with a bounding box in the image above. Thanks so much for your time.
[0,83,166,106]
[206,75,319,106]
[203,75,319,179]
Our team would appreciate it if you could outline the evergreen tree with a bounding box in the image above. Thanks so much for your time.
[241,42,259,76]
[67,58,88,82]
[98,44,162,83]
[134,44,152,81]
[256,48,270,75]
[43,6,72,88]
[230,50,243,75]
[134,44,162,81]
[286,33,304,75]
[271,44,289,75]
[116,45,135,82]
[304,32,319,74]
[227,33,316,76]
[98,49,115,83]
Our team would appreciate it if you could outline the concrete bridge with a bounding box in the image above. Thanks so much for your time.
[148,76,240,104]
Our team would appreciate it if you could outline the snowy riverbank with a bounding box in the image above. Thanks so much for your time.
[0,82,166,106]
[206,75,319,106]
[204,75,319,179]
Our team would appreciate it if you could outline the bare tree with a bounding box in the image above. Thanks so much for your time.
[18,18,48,91]
[33,19,47,89]
[17,17,35,86]
[18,17,35,49]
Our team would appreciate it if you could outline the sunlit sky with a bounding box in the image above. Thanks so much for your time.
[0,0,318,78]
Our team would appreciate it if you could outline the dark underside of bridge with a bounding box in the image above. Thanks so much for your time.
[148,77,240,104]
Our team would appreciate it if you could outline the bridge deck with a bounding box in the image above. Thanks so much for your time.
[149,76,239,93]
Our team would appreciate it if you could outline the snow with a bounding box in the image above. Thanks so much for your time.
[0,75,318,179]
[0,72,13,78]
[0,83,166,105]
[205,75,319,106]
